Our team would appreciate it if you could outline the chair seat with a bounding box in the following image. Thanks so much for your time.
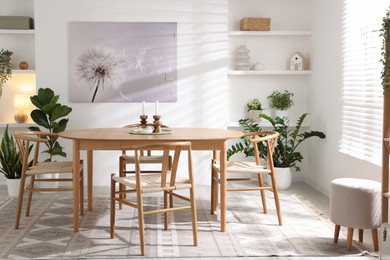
[214,161,271,174]
[113,173,191,193]
[26,161,83,175]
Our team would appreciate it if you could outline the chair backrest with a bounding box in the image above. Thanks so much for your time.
[14,131,57,170]
[243,131,279,169]
[126,141,193,189]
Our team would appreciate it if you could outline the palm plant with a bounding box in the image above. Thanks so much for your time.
[228,113,326,171]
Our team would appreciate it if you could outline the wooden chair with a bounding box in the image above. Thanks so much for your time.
[211,131,282,225]
[14,131,84,229]
[121,123,172,175]
[110,141,198,256]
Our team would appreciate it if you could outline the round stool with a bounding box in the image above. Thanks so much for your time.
[330,178,381,251]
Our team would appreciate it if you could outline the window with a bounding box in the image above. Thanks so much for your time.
[339,1,388,165]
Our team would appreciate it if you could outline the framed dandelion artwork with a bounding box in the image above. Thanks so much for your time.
[68,22,177,102]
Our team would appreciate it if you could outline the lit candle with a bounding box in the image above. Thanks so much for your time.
[155,100,159,115]
[142,101,145,115]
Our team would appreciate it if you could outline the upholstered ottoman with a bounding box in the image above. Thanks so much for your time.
[330,178,381,251]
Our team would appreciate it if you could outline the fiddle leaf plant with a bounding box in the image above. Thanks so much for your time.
[0,49,13,98]
[29,88,72,162]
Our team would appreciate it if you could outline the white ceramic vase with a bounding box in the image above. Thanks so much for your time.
[267,167,292,190]
[249,110,262,122]
[7,178,21,197]
[274,109,288,119]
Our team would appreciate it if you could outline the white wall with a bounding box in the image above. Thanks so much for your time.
[307,0,381,196]
[34,0,228,186]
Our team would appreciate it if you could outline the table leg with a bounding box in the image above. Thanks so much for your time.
[87,150,93,211]
[73,140,80,232]
[220,141,227,232]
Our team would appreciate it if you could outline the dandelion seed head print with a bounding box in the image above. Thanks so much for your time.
[69,22,177,103]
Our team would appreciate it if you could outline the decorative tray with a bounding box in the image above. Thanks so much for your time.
[129,129,173,135]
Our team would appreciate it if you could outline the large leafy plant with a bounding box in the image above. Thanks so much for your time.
[0,125,22,179]
[29,88,72,162]
[228,113,326,171]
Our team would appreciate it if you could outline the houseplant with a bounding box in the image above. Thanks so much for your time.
[228,113,326,189]
[246,98,263,121]
[0,49,13,98]
[29,88,72,162]
[0,125,22,196]
[267,90,294,118]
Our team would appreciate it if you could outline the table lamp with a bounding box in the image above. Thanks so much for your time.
[14,94,30,123]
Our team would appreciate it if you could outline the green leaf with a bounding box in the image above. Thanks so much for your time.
[50,106,72,123]
[31,109,50,129]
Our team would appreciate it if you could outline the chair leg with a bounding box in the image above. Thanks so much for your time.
[372,229,379,251]
[137,189,146,256]
[26,175,35,217]
[15,174,27,229]
[334,224,340,243]
[164,191,169,231]
[119,158,124,210]
[347,227,354,251]
[269,171,282,225]
[190,185,198,246]
[257,173,267,214]
[359,229,363,242]
[110,174,116,239]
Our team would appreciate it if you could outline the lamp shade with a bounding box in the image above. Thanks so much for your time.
[14,94,30,123]
[14,94,30,109]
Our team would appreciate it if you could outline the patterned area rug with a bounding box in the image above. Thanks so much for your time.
[0,192,376,259]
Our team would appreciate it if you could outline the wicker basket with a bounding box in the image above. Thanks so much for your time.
[240,17,271,31]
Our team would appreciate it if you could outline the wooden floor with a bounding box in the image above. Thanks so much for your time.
[0,182,377,259]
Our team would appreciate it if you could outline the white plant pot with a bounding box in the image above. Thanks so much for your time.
[267,167,292,190]
[274,109,289,119]
[7,178,21,197]
[249,110,263,122]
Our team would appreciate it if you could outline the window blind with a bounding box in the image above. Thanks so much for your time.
[339,0,388,165]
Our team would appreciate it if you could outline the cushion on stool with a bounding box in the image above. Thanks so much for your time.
[330,178,381,229]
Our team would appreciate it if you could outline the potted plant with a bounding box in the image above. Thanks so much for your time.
[29,88,72,162]
[267,90,294,118]
[28,88,72,189]
[228,113,326,189]
[0,49,13,98]
[246,98,264,122]
[0,125,22,196]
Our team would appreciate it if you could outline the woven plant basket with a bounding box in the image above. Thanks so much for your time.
[240,17,271,31]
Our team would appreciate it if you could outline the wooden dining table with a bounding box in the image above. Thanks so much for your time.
[59,127,243,233]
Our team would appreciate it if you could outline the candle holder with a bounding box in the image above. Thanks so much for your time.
[153,115,162,133]
[140,115,148,126]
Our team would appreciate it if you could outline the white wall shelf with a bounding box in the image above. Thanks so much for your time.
[228,70,311,76]
[11,69,36,74]
[228,30,312,36]
[0,29,34,34]
[0,123,35,128]
[228,121,310,129]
